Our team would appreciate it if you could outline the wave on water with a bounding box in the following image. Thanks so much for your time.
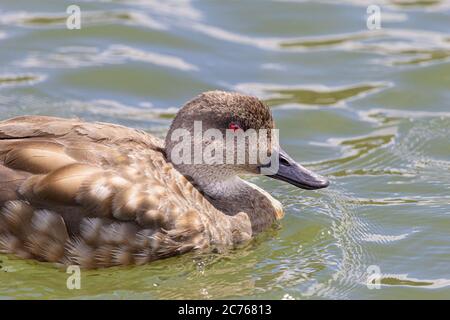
[16,45,198,72]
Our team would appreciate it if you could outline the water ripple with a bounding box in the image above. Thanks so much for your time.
[0,73,46,88]
[17,45,198,71]
[0,10,165,30]
[235,82,389,108]
[380,275,450,288]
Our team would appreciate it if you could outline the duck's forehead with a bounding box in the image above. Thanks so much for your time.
[187,91,274,128]
[235,103,273,129]
[219,94,269,122]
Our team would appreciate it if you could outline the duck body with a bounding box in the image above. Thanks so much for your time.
[0,116,258,267]
[0,91,328,268]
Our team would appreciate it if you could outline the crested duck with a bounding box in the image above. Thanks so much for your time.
[0,91,328,268]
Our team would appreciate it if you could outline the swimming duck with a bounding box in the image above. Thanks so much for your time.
[0,91,328,268]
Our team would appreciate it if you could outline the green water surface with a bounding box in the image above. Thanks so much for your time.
[0,0,449,299]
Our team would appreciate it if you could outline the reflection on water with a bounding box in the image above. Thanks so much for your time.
[18,45,198,71]
[236,83,388,107]
[379,275,450,288]
[266,84,384,107]
[279,32,377,49]
[278,27,450,67]
[0,0,450,299]
[393,49,450,66]
[0,10,165,30]
[0,73,45,87]
[390,0,442,8]
[316,130,396,173]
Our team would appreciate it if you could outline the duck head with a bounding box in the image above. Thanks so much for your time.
[164,91,329,196]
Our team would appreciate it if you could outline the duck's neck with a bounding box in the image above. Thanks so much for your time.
[164,145,283,234]
[199,176,283,234]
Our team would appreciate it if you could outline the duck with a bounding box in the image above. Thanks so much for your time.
[0,91,329,268]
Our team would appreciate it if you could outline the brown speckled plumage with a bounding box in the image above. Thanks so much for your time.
[0,91,288,268]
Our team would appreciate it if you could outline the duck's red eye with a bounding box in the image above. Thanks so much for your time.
[228,122,241,132]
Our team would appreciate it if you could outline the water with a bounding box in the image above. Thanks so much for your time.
[0,0,449,299]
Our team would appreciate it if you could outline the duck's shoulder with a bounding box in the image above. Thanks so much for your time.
[0,115,163,150]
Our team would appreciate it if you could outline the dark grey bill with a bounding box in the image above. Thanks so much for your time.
[261,148,329,190]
